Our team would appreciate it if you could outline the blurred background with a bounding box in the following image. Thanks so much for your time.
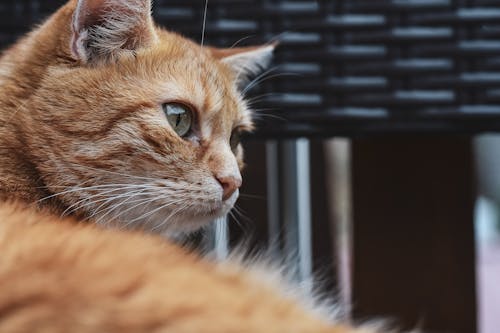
[2,1,500,332]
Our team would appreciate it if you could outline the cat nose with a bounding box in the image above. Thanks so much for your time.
[216,175,242,201]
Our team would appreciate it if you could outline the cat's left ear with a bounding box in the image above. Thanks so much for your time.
[211,44,276,90]
[71,0,156,63]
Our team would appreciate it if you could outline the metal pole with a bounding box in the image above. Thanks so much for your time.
[205,216,229,260]
[282,139,313,285]
[213,216,229,260]
[266,140,281,256]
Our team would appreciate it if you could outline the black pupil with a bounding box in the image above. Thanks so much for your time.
[176,114,181,127]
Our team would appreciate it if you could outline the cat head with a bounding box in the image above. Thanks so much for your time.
[23,0,274,233]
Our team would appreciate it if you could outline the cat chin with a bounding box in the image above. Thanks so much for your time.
[158,190,240,234]
[107,190,239,234]
[145,211,223,235]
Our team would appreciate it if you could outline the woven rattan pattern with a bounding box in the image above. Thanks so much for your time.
[2,0,500,137]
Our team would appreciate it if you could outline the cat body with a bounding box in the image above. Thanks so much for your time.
[0,0,386,332]
[0,203,361,333]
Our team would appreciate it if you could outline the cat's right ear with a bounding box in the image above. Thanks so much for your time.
[71,0,156,64]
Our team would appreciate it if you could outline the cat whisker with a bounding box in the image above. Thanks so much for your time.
[228,210,243,229]
[128,197,189,227]
[232,204,250,221]
[251,111,288,122]
[241,66,280,95]
[230,35,256,49]
[88,181,210,226]
[243,72,301,95]
[65,186,154,218]
[6,96,30,123]
[200,0,209,47]
[153,200,195,232]
[94,188,174,226]
[82,189,158,223]
[41,164,205,203]
[94,196,152,226]
[100,188,195,228]
[38,183,153,203]
[239,193,266,200]
[245,92,282,105]
[149,200,184,232]
[62,184,155,211]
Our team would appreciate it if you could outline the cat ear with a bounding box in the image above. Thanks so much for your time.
[71,0,156,63]
[212,45,276,90]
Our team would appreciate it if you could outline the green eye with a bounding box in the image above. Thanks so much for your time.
[163,103,193,137]
[230,130,241,153]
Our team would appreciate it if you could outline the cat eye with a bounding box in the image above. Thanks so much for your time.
[163,103,193,138]
[230,130,241,153]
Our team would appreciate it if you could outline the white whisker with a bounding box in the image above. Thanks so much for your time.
[70,186,154,219]
[153,201,194,232]
[242,66,280,95]
[230,35,255,49]
[128,197,188,226]
[245,92,282,105]
[39,183,152,203]
[93,195,152,225]
[97,187,190,227]
[60,185,152,217]
[243,72,300,95]
[201,0,209,47]
[95,189,167,225]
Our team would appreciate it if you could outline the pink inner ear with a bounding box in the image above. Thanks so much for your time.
[71,0,155,62]
[79,0,106,14]
[74,0,109,32]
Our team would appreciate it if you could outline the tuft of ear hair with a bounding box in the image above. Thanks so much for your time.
[211,44,276,90]
[71,0,156,64]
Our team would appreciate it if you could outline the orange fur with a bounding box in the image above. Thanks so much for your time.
[0,203,380,333]
[0,0,387,332]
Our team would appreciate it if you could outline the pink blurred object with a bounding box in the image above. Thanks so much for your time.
[478,238,500,333]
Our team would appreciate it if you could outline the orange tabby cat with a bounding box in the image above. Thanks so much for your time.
[0,0,387,332]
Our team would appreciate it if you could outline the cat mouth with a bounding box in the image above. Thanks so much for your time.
[206,205,231,219]
[178,191,239,227]
[201,200,234,219]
